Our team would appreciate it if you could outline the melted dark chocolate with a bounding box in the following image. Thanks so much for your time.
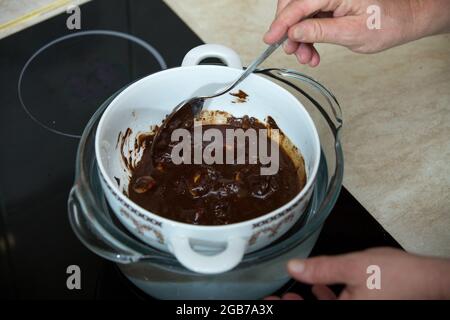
[230,90,248,103]
[127,114,305,226]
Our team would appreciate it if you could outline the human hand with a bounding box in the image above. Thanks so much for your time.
[266,247,450,300]
[264,0,450,67]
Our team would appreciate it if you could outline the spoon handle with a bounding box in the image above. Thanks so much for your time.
[226,34,288,92]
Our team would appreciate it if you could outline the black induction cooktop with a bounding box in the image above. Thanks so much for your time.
[0,0,400,300]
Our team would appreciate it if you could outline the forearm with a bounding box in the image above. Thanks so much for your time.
[412,0,450,39]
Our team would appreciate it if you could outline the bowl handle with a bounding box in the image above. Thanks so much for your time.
[182,44,243,69]
[169,236,248,274]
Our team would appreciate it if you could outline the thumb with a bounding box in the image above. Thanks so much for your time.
[288,17,355,46]
[288,254,362,286]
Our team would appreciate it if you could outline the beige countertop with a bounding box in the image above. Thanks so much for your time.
[1,0,449,257]
[0,0,89,39]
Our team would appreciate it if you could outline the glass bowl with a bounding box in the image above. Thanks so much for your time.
[68,68,343,299]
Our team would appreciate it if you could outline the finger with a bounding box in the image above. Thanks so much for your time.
[312,285,337,300]
[287,254,360,285]
[295,42,314,64]
[283,38,300,54]
[282,293,304,300]
[276,0,292,16]
[264,296,281,300]
[294,43,320,67]
[309,46,321,67]
[288,17,355,46]
[264,0,344,43]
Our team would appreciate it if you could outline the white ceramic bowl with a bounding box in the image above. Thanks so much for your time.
[95,44,320,274]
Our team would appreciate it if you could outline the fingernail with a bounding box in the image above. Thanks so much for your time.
[293,28,303,41]
[288,260,305,273]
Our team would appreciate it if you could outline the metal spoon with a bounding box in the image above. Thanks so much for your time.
[149,35,288,168]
